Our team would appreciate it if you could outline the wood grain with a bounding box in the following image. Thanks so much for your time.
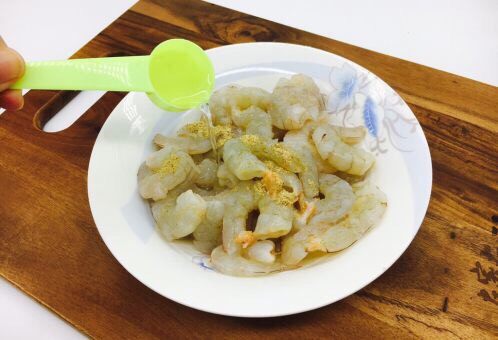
[0,0,497,338]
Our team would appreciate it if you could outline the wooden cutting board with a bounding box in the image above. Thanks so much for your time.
[1,0,497,338]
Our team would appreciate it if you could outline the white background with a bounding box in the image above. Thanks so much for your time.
[0,0,496,338]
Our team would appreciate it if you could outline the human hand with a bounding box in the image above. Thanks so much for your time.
[0,37,25,110]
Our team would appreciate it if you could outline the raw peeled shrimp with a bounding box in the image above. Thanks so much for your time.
[317,112,367,145]
[312,124,374,176]
[333,126,366,145]
[246,240,276,264]
[138,146,197,201]
[254,196,294,239]
[240,134,304,173]
[153,116,216,155]
[216,162,239,188]
[320,181,387,251]
[284,122,336,175]
[261,161,303,200]
[193,199,225,254]
[153,134,212,155]
[222,138,268,180]
[281,231,309,265]
[283,129,320,198]
[195,158,219,188]
[221,182,257,255]
[152,189,207,240]
[209,85,271,126]
[211,245,283,277]
[235,168,301,246]
[269,74,324,130]
[232,106,273,139]
[281,181,387,265]
[293,198,317,231]
[309,174,355,225]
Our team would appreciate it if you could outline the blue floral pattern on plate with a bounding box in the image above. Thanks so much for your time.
[327,62,419,154]
[362,96,379,137]
[192,254,214,271]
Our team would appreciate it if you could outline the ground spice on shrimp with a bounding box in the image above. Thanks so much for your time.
[213,125,233,148]
[268,143,303,172]
[253,181,266,199]
[240,134,260,148]
[261,171,283,196]
[152,154,180,177]
[306,178,318,193]
[256,171,298,206]
[241,134,303,172]
[184,120,210,138]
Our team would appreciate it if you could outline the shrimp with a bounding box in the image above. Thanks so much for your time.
[152,189,207,240]
[299,150,320,198]
[317,112,367,145]
[153,134,212,155]
[231,106,273,139]
[262,161,303,198]
[209,85,271,126]
[195,158,219,188]
[193,199,224,254]
[281,180,386,265]
[284,122,337,177]
[221,182,258,255]
[274,167,303,201]
[320,181,387,251]
[216,162,239,188]
[269,74,324,130]
[283,121,343,196]
[154,119,213,155]
[293,197,317,231]
[211,246,284,277]
[254,195,294,239]
[246,240,276,264]
[283,130,319,198]
[281,230,309,265]
[312,124,374,176]
[309,174,355,225]
[222,138,268,180]
[191,149,217,163]
[138,146,197,201]
[333,126,366,145]
[240,134,303,173]
[222,162,299,245]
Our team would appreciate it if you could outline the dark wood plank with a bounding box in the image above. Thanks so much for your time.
[0,0,497,338]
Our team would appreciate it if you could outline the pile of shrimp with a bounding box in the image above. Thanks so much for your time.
[138,74,387,277]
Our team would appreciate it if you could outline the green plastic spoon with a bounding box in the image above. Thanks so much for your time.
[10,39,214,112]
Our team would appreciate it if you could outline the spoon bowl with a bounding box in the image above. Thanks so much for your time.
[147,39,214,111]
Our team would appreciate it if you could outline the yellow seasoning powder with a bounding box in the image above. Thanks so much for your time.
[213,125,233,148]
[240,134,261,149]
[259,170,298,206]
[152,154,180,178]
[269,143,304,173]
[184,121,210,138]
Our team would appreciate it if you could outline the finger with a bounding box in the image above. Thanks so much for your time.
[0,48,25,89]
[0,89,24,111]
[0,40,25,91]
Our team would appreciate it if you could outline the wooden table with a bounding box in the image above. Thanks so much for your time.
[0,0,497,338]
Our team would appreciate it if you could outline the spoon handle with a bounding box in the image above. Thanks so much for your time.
[10,56,153,92]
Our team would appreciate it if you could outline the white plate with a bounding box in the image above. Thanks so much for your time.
[88,42,432,317]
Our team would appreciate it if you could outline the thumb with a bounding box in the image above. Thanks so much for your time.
[0,37,25,91]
